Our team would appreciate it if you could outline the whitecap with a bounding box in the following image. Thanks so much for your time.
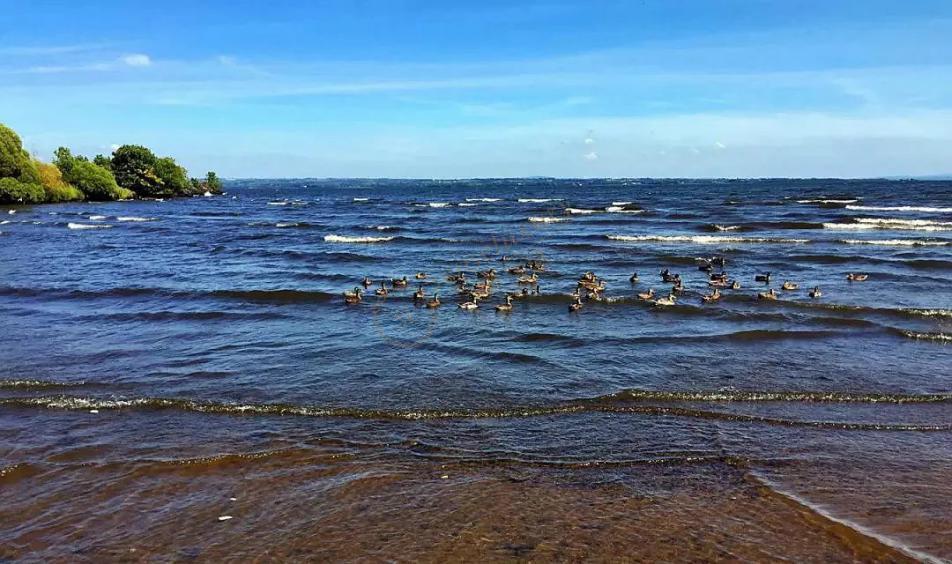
[846,205,952,213]
[87,215,108,220]
[275,222,299,228]
[901,331,952,343]
[465,198,501,202]
[457,203,478,207]
[117,216,154,222]
[713,224,741,231]
[607,235,809,244]
[840,239,949,247]
[604,206,644,214]
[528,216,567,223]
[518,198,563,203]
[68,222,112,230]
[565,208,600,215]
[905,309,952,318]
[611,201,632,206]
[797,199,858,204]
[324,234,394,243]
[352,197,369,202]
[267,201,288,206]
[428,202,451,208]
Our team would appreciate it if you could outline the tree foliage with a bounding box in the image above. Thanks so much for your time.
[54,146,132,201]
[0,177,45,204]
[35,161,84,202]
[110,144,164,196]
[0,123,41,184]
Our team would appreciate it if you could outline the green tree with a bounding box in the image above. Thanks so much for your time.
[35,161,84,202]
[54,146,132,201]
[0,123,41,184]
[205,171,222,193]
[110,144,163,196]
[0,177,45,204]
[154,156,190,194]
[93,154,112,170]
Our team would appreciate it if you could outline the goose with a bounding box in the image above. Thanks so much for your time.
[662,272,681,284]
[755,272,772,283]
[580,272,596,282]
[361,277,374,288]
[518,273,538,284]
[654,294,677,307]
[391,276,408,288]
[698,263,713,272]
[730,280,741,290]
[758,288,778,300]
[568,296,583,312]
[425,294,441,308]
[638,288,655,301]
[701,288,721,303]
[629,273,639,283]
[847,273,869,282]
[459,295,479,310]
[415,272,427,280]
[708,279,728,288]
[809,286,822,299]
[508,266,526,275]
[343,287,362,305]
[412,285,426,301]
[671,281,685,295]
[711,256,726,267]
[709,272,728,282]
[495,295,514,313]
[782,281,799,291]
[374,282,389,297]
[447,272,465,283]
[478,268,496,280]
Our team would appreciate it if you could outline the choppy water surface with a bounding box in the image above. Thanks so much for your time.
[1,179,950,561]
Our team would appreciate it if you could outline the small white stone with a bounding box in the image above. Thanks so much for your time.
[218,515,233,521]
[89,409,99,414]
[441,475,449,479]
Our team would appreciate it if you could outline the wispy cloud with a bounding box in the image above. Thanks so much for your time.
[120,54,152,67]
[0,43,109,56]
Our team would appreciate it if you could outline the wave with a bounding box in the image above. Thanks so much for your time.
[67,222,111,230]
[564,208,600,214]
[846,205,952,213]
[427,202,451,208]
[210,289,336,303]
[711,224,741,231]
[266,201,288,206]
[324,234,394,243]
[275,222,314,229]
[87,214,108,220]
[599,389,952,404]
[116,216,154,222]
[528,216,567,223]
[840,239,949,247]
[518,198,563,203]
[607,234,810,244]
[352,197,370,202]
[797,199,859,204]
[367,225,398,231]
[896,330,952,343]
[611,201,632,206]
[465,198,502,202]
[604,206,644,214]
[2,395,946,431]
[0,379,87,390]
[825,218,952,232]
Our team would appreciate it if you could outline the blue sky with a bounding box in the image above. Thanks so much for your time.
[2,0,951,178]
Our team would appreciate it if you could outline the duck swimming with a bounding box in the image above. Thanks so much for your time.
[701,288,721,303]
[458,295,479,310]
[478,268,496,280]
[495,294,514,313]
[517,273,538,284]
[413,285,426,301]
[425,294,441,308]
[415,272,427,280]
[847,273,869,282]
[361,277,373,288]
[755,272,772,283]
[782,281,799,291]
[654,294,677,307]
[809,286,822,299]
[638,288,655,301]
[568,296,583,312]
[391,276,408,288]
[758,288,778,300]
[374,282,389,296]
[343,287,362,305]
[508,266,526,275]
[730,280,741,290]
[629,273,639,283]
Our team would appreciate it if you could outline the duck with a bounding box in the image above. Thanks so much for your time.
[568,296,583,312]
[709,272,728,283]
[638,288,655,301]
[847,273,869,282]
[711,256,726,268]
[478,268,496,280]
[458,296,479,310]
[758,288,778,300]
[654,294,677,307]
[391,276,408,288]
[374,282,389,297]
[629,273,639,283]
[580,272,596,282]
[809,286,822,299]
[781,281,799,291]
[517,273,538,284]
[343,287,362,305]
[755,272,772,283]
[412,285,426,301]
[671,281,685,295]
[415,272,427,280]
[495,295,514,313]
[662,272,681,284]
[425,294,441,308]
[701,288,721,303]
[447,272,465,283]
[508,266,526,275]
[361,276,374,288]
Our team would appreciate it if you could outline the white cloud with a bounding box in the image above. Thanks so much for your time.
[584,137,595,145]
[121,54,151,67]
[583,151,598,161]
[714,141,726,149]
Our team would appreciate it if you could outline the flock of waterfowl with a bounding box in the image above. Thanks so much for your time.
[341,255,872,313]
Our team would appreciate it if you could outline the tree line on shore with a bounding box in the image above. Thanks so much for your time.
[0,122,222,205]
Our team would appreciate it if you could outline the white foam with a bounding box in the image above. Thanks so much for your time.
[605,206,645,213]
[565,208,600,215]
[528,216,567,223]
[607,234,810,244]
[846,205,952,213]
[457,203,477,207]
[713,224,741,231]
[518,198,563,203]
[841,239,949,247]
[275,222,299,228]
[68,222,112,230]
[369,225,394,231]
[465,198,501,202]
[117,216,153,222]
[267,201,288,206]
[324,234,394,243]
[902,331,952,343]
[428,202,451,208]
[352,197,369,202]
[905,309,952,318]
[7,210,15,215]
[611,201,632,206]
[0,220,9,225]
[87,215,108,220]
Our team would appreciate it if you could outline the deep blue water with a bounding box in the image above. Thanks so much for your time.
[1,178,950,558]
